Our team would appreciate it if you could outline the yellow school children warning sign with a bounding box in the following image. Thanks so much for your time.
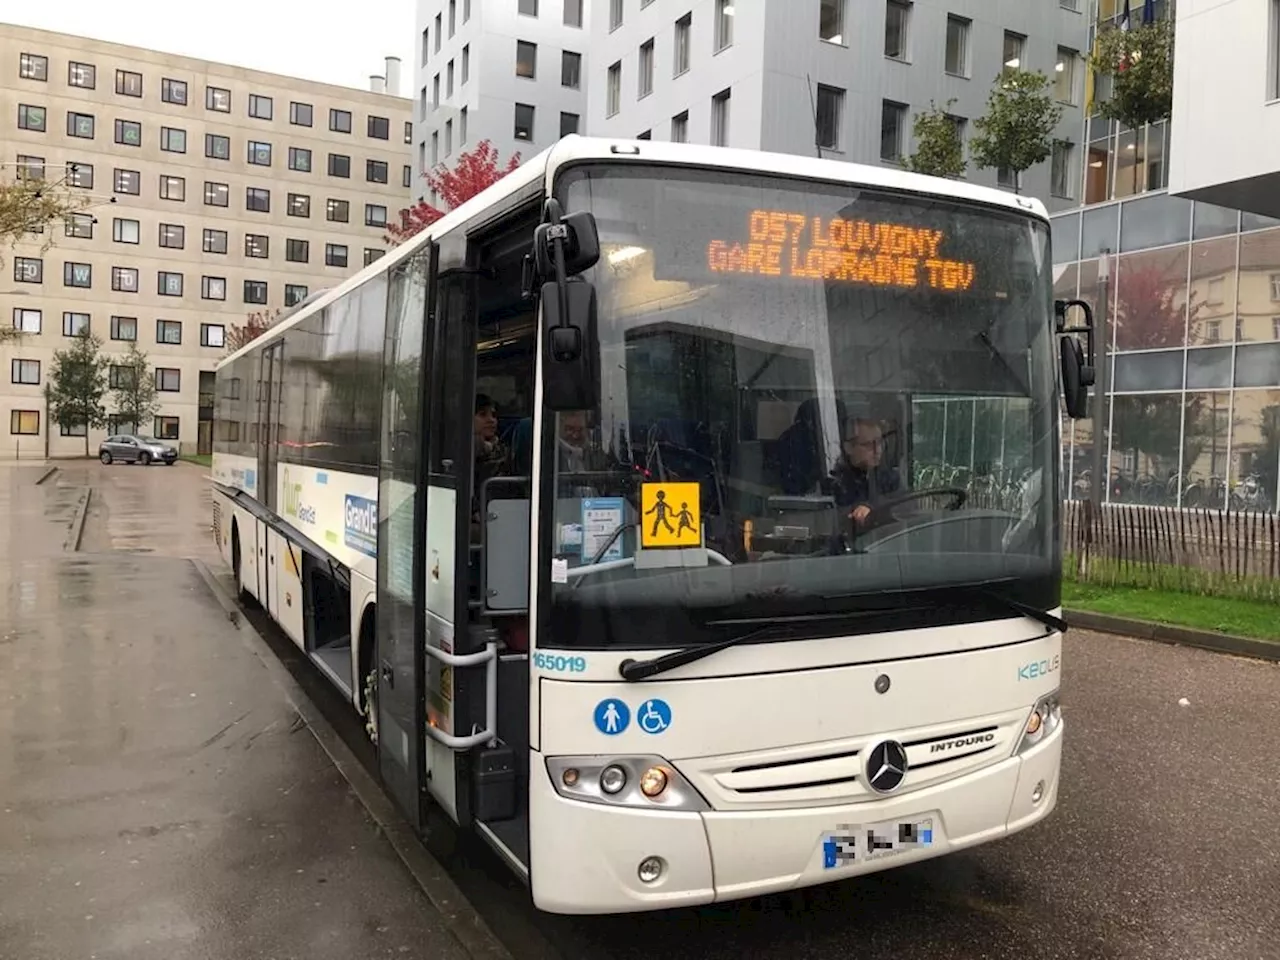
[640,482,701,549]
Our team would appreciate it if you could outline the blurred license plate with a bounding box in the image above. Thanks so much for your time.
[822,816,934,869]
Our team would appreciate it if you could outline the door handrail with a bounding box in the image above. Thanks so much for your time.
[422,641,498,750]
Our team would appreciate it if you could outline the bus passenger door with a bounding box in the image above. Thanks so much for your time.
[257,341,282,513]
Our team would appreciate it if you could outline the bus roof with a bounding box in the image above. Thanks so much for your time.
[218,135,1049,370]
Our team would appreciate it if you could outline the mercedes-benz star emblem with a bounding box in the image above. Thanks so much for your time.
[865,740,909,794]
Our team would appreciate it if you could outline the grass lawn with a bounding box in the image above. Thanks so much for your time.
[1063,580,1280,643]
[181,453,212,467]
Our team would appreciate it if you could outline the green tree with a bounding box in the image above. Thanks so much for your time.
[905,100,967,179]
[45,331,109,457]
[111,341,160,437]
[1089,17,1174,131]
[969,69,1063,194]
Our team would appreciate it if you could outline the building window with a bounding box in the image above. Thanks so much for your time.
[671,111,688,142]
[882,0,905,56]
[14,257,42,283]
[158,224,185,249]
[111,267,139,292]
[609,0,622,31]
[206,86,231,112]
[368,115,390,140]
[286,238,309,262]
[998,166,1017,189]
[560,111,580,136]
[403,164,413,188]
[11,359,40,385]
[715,0,733,51]
[607,62,622,116]
[422,27,430,66]
[19,53,49,81]
[674,14,691,76]
[248,94,273,120]
[246,187,271,213]
[436,12,443,48]
[711,88,731,146]
[13,308,42,333]
[1003,31,1025,73]
[60,422,88,437]
[514,103,535,141]
[161,126,186,153]
[247,140,272,165]
[367,159,389,183]
[519,0,538,14]
[67,111,95,138]
[449,0,457,35]
[327,199,350,222]
[405,120,413,144]
[18,104,46,132]
[880,100,906,161]
[290,101,313,127]
[816,84,844,150]
[325,243,349,267]
[154,417,180,440]
[158,272,184,297]
[156,368,181,392]
[288,146,312,172]
[637,129,652,140]
[366,203,388,227]
[560,50,582,89]
[945,16,970,76]
[115,69,143,97]
[201,276,227,300]
[246,234,269,258]
[288,193,311,217]
[156,319,182,344]
[110,323,141,356]
[62,312,90,336]
[114,168,140,195]
[63,262,92,288]
[330,109,352,133]
[69,162,94,189]
[364,248,385,267]
[433,74,441,107]
[68,62,95,88]
[244,280,268,304]
[564,0,583,27]
[463,45,470,82]
[113,218,140,244]
[1051,141,1075,198]
[201,323,226,349]
[159,175,186,201]
[65,214,93,239]
[108,365,132,390]
[1055,47,1078,103]
[203,228,228,254]
[517,40,538,78]
[205,133,230,160]
[16,155,44,180]
[162,78,187,105]
[11,411,40,436]
[204,181,229,206]
[432,131,439,166]
[328,153,351,178]
[285,284,308,307]
[446,119,454,155]
[639,39,655,97]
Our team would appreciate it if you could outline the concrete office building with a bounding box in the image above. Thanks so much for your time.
[0,24,412,459]
[412,0,591,203]
[586,0,1089,209]
[1050,0,1280,511]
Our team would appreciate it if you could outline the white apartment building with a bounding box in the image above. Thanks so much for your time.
[412,0,591,202]
[1,24,412,459]
[1168,0,1280,219]
[587,0,1089,209]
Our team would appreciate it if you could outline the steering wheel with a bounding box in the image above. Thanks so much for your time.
[853,486,968,533]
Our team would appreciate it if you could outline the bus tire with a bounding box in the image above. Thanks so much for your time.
[359,607,379,746]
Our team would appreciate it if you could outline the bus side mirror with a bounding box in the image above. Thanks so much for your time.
[542,279,600,411]
[534,211,601,278]
[1056,298,1095,421]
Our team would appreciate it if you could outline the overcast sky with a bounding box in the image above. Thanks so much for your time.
[8,1,416,95]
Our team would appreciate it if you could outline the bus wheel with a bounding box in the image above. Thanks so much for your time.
[360,612,379,746]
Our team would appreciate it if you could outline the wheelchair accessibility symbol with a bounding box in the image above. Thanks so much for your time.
[637,698,672,735]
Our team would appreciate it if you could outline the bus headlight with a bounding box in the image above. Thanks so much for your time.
[546,756,709,811]
[1014,690,1062,755]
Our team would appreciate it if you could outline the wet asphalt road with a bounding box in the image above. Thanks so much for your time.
[4,461,1280,960]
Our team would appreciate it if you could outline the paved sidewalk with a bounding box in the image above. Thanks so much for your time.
[0,462,483,960]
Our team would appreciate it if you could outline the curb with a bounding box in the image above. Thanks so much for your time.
[190,559,515,960]
[34,465,58,486]
[1067,608,1280,664]
[63,487,91,553]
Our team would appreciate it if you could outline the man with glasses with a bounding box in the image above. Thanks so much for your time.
[832,417,902,529]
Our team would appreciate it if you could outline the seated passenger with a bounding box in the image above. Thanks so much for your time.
[472,393,509,533]
[831,417,902,528]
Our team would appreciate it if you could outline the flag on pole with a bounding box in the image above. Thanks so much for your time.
[1120,0,1132,31]
[1142,0,1156,24]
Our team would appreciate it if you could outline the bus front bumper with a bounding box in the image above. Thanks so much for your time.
[528,722,1061,915]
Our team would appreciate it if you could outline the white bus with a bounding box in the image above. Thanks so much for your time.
[210,136,1096,915]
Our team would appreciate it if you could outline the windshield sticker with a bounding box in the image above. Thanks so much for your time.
[582,497,625,562]
[594,699,630,735]
[637,698,672,735]
[640,483,700,549]
[551,558,569,584]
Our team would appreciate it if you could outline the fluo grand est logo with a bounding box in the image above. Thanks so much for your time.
[281,468,316,524]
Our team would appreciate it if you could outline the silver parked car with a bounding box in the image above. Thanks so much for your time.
[98,434,179,466]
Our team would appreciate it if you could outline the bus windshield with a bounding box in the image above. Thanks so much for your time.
[544,163,1059,650]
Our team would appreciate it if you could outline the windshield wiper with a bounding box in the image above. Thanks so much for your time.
[821,580,1067,635]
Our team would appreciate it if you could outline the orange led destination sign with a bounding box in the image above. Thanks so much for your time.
[706,209,977,292]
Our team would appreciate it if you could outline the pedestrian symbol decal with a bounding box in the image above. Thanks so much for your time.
[594,698,630,735]
[637,698,672,735]
[640,482,701,549]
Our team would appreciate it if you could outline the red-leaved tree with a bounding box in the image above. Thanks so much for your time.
[226,308,282,354]
[386,140,522,244]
